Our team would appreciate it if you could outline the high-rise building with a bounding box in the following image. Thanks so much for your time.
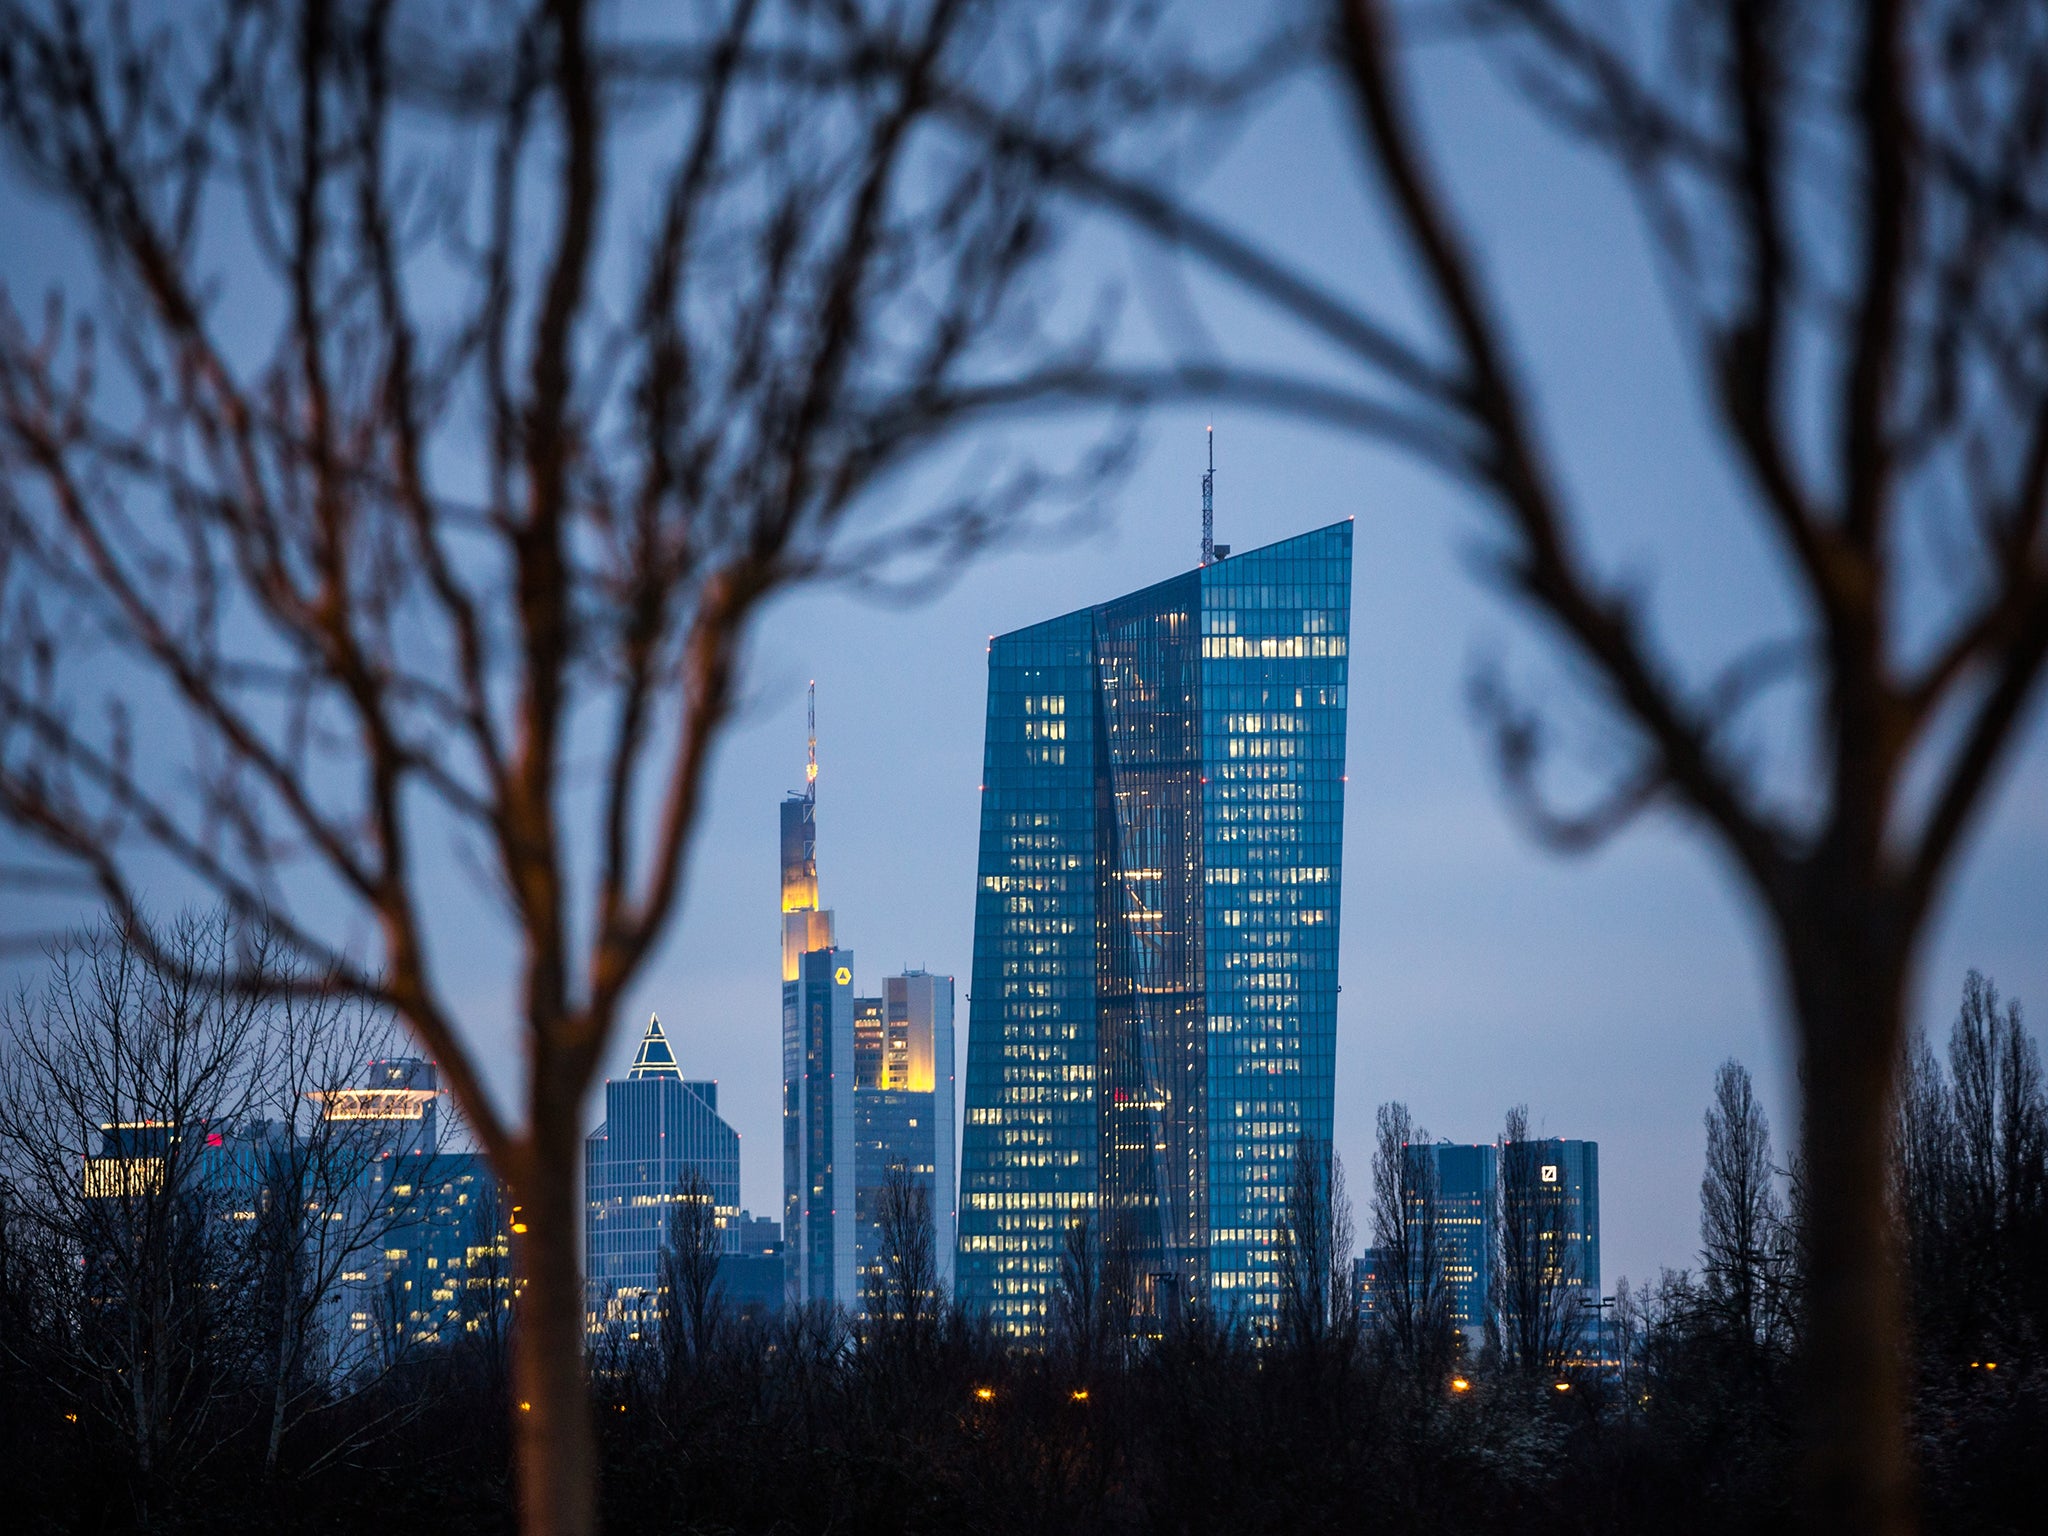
[852,969,957,1301]
[955,519,1354,1333]
[1408,1140,1498,1343]
[1353,1245,1388,1331]
[584,1015,745,1332]
[782,686,856,1305]
[322,1058,518,1350]
[1505,1136,1601,1318]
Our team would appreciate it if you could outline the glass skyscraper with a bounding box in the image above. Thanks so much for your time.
[1512,1137,1601,1312]
[956,521,1353,1333]
[852,970,958,1300]
[584,1015,744,1331]
[1409,1140,1498,1342]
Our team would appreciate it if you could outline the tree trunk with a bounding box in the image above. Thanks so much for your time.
[1788,915,1914,1534]
[510,1132,596,1536]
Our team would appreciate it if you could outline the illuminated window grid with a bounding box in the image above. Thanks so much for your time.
[958,525,1352,1334]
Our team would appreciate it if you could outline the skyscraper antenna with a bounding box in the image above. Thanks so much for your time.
[1201,425,1215,566]
[806,681,817,805]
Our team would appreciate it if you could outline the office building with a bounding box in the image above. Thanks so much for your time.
[955,517,1353,1333]
[721,1210,788,1320]
[585,1015,745,1331]
[322,1058,518,1351]
[852,970,958,1302]
[783,688,857,1306]
[1408,1140,1497,1344]
[1505,1136,1601,1325]
[1353,1246,1388,1331]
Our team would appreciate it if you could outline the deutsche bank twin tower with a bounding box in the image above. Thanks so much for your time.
[957,522,1353,1334]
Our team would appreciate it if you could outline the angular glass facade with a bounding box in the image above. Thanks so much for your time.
[956,522,1352,1332]
[585,1015,744,1330]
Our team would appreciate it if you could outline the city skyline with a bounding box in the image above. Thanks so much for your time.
[4,23,2042,1315]
[551,415,2044,1297]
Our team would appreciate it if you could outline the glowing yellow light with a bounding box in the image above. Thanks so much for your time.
[520,1402,532,1412]
[65,1413,78,1423]
[974,1386,995,1402]
[309,1087,438,1121]
[1070,1389,1089,1402]
[1450,1377,1471,1394]
[834,967,851,986]
[1985,1361,1998,1371]
[511,1223,529,1234]
[1554,1381,1572,1393]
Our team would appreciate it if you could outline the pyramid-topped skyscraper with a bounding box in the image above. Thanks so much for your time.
[585,1014,741,1329]
[628,1013,682,1079]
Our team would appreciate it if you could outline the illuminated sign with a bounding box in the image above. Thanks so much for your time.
[310,1088,437,1122]
[834,966,851,987]
[1540,1164,1559,1184]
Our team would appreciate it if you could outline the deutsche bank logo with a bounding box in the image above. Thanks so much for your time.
[1541,1164,1559,1184]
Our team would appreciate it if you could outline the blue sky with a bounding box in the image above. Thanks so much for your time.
[3,7,2043,1295]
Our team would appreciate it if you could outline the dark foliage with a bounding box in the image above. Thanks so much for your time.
[3,967,2042,1535]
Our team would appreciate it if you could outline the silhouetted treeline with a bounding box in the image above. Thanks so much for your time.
[3,952,2043,1534]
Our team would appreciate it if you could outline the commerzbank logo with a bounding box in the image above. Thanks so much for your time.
[834,966,852,987]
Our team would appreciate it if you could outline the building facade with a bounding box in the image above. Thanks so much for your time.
[324,1059,518,1352]
[782,718,859,1306]
[851,969,957,1301]
[1505,1136,1601,1327]
[1409,1140,1498,1343]
[956,521,1353,1333]
[584,1015,745,1331]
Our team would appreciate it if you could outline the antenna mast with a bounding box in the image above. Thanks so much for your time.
[806,681,817,806]
[1201,426,1215,566]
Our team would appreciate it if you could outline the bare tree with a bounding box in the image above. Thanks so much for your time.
[657,1166,724,1374]
[947,1,2048,1521]
[1368,1101,1451,1378]
[0,915,263,1526]
[239,979,417,1475]
[1276,1132,1355,1360]
[867,1160,939,1347]
[1492,1105,1584,1378]
[1699,1059,1790,1357]
[0,3,1171,1530]
[1050,1208,1108,1379]
[1897,972,2047,1367]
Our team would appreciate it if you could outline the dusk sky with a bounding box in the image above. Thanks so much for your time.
[606,28,2048,1289]
[5,6,2044,1297]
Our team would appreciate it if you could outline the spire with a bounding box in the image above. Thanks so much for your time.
[1201,425,1215,566]
[628,1013,682,1079]
[806,680,817,806]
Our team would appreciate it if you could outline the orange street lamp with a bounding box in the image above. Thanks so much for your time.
[1449,1377,1471,1394]
[1554,1381,1572,1393]
[974,1386,995,1402]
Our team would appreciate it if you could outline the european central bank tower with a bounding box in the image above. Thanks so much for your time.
[957,521,1352,1334]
